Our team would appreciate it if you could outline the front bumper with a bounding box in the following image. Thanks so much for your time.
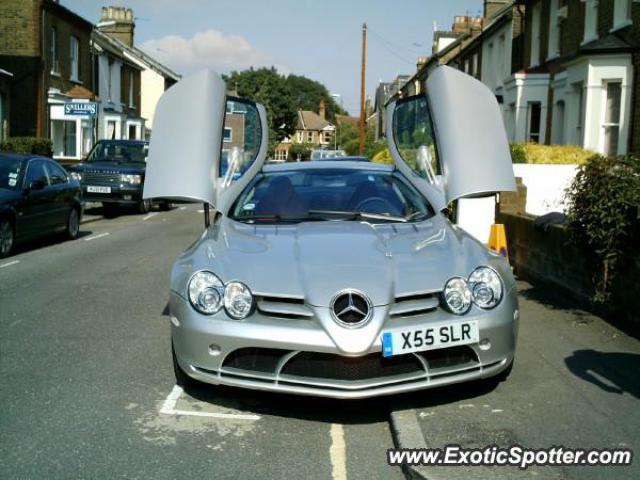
[170,286,518,399]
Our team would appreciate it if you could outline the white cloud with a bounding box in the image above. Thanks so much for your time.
[140,29,286,75]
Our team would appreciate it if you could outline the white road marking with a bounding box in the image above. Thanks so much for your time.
[197,209,204,213]
[0,260,19,269]
[330,423,347,480]
[179,206,187,211]
[143,212,158,221]
[84,232,110,242]
[159,385,260,421]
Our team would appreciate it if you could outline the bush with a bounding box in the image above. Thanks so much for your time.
[565,154,640,302]
[289,142,314,161]
[510,143,593,165]
[0,137,53,156]
[371,148,393,164]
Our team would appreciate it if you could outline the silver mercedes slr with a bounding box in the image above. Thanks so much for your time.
[143,66,519,399]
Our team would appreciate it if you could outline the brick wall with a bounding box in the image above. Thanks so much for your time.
[0,0,39,57]
[497,211,640,331]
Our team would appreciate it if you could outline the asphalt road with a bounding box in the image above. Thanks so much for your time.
[1,204,638,479]
[0,205,403,480]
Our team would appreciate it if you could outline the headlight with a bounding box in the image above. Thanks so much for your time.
[70,172,82,181]
[468,266,502,309]
[188,271,224,315]
[224,281,253,319]
[121,174,142,184]
[443,277,472,315]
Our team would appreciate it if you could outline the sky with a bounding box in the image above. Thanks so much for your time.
[62,0,483,115]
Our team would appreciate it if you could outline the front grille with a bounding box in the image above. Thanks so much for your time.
[389,292,440,317]
[281,352,423,381]
[419,346,478,370]
[223,347,288,373]
[82,172,121,184]
[256,295,313,320]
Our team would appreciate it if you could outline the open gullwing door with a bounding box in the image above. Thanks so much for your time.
[387,65,516,206]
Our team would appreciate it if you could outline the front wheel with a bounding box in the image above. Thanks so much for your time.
[66,208,80,239]
[138,199,152,214]
[0,218,15,258]
[172,343,197,390]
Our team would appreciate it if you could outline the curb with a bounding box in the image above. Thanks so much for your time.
[80,215,104,225]
[389,408,430,480]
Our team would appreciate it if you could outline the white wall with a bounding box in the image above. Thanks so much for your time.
[512,164,578,216]
[140,68,166,131]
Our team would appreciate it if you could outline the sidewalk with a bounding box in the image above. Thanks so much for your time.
[390,280,640,480]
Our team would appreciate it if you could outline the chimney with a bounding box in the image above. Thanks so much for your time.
[483,0,510,20]
[319,99,326,120]
[98,6,135,47]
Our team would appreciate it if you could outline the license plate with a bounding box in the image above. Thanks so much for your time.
[382,320,478,357]
[87,186,111,193]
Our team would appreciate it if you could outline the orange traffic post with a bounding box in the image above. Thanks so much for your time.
[488,224,509,260]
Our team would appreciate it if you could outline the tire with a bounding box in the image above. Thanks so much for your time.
[66,208,80,239]
[138,199,152,214]
[172,343,197,390]
[0,218,14,259]
[160,201,172,211]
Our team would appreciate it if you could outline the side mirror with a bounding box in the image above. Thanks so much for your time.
[29,179,47,191]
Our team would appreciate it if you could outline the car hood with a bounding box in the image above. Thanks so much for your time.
[69,162,146,174]
[172,214,495,307]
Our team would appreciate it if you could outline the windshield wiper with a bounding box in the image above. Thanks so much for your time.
[307,210,408,223]
[235,214,325,223]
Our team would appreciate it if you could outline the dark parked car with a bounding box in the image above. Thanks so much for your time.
[67,140,168,213]
[0,153,83,258]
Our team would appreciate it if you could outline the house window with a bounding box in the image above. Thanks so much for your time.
[574,82,585,145]
[128,71,135,107]
[612,0,632,30]
[223,127,232,142]
[602,81,622,155]
[527,102,542,143]
[306,131,313,143]
[529,2,541,67]
[472,53,478,78]
[70,36,79,81]
[583,0,598,43]
[552,100,565,144]
[547,0,560,59]
[50,27,59,74]
[498,34,506,84]
[297,131,303,143]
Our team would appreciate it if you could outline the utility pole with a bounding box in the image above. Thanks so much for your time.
[359,22,367,155]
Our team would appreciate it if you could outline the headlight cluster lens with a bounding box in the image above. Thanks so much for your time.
[224,281,253,319]
[187,271,254,319]
[444,277,472,315]
[443,266,503,314]
[121,174,142,184]
[468,266,502,309]
[70,172,82,181]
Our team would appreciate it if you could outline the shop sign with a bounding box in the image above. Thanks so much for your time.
[64,101,97,117]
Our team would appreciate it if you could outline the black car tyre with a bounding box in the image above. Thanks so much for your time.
[172,342,197,390]
[66,208,80,239]
[0,218,14,258]
[138,199,152,214]
[160,201,172,211]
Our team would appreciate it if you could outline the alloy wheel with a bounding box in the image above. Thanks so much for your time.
[0,220,14,258]
[67,209,80,239]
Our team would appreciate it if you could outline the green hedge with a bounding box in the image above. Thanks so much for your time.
[0,137,53,156]
[565,154,640,302]
[510,143,594,165]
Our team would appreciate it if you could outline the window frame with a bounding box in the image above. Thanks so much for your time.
[611,0,633,31]
[50,26,59,75]
[526,102,542,143]
[223,127,233,143]
[600,80,623,155]
[22,159,51,189]
[70,35,80,82]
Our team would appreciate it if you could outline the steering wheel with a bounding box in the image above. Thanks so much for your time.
[353,197,397,214]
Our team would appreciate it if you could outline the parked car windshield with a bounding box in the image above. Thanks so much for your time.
[230,168,434,224]
[86,141,148,164]
[0,157,24,191]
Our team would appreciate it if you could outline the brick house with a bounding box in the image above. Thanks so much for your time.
[519,0,639,155]
[292,101,336,147]
[0,68,12,141]
[0,0,96,160]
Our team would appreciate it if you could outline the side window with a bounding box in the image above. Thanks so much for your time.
[219,98,262,181]
[24,160,49,188]
[46,162,68,185]
[392,95,439,181]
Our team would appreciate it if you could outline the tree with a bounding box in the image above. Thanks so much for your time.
[222,68,346,156]
[336,122,386,159]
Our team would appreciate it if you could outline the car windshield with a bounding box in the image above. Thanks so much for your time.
[230,168,434,224]
[86,142,148,164]
[0,158,23,190]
